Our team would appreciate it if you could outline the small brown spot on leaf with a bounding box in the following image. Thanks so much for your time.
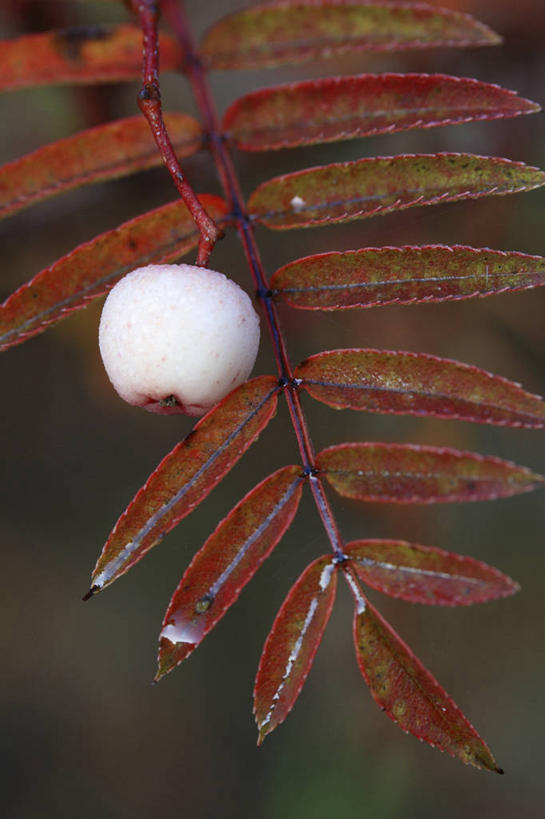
[195,595,213,614]
[53,25,110,62]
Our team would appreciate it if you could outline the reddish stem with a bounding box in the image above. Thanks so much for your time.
[130,0,222,266]
[159,0,345,558]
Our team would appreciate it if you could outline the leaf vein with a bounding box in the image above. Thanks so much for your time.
[92,383,279,588]
[207,475,304,600]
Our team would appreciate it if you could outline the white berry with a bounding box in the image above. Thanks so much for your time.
[99,263,260,416]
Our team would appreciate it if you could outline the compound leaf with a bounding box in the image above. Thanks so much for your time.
[350,578,501,772]
[86,377,280,596]
[201,1,499,70]
[270,245,545,309]
[248,154,545,229]
[0,25,182,92]
[0,113,202,221]
[344,539,519,605]
[0,195,229,352]
[317,443,544,503]
[254,555,337,743]
[295,348,545,427]
[156,465,304,680]
[224,74,538,151]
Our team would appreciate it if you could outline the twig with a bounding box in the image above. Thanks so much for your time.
[160,0,346,559]
[130,0,222,266]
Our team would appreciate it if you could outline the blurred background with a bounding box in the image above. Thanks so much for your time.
[0,1,544,817]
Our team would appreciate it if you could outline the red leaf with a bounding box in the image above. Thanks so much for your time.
[0,195,229,352]
[348,575,501,771]
[248,154,545,229]
[86,377,280,596]
[201,2,500,70]
[295,348,545,428]
[156,465,304,681]
[0,113,202,221]
[0,25,182,92]
[344,539,519,605]
[254,555,337,743]
[269,245,545,309]
[224,73,538,151]
[317,442,544,503]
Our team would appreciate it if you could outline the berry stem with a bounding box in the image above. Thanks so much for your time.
[130,0,222,266]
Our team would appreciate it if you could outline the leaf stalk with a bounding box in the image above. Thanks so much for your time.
[159,0,345,557]
[131,0,222,265]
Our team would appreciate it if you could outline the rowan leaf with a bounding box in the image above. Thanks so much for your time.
[0,25,182,92]
[0,195,229,352]
[317,443,544,503]
[344,539,519,605]
[0,113,202,221]
[349,578,501,772]
[86,377,280,596]
[295,348,545,428]
[254,555,337,743]
[248,154,545,229]
[156,466,304,680]
[201,1,500,71]
[270,245,545,309]
[224,74,538,151]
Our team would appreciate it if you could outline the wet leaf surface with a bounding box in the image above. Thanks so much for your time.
[0,195,229,352]
[224,73,538,150]
[0,113,202,220]
[157,466,304,680]
[344,539,519,605]
[317,442,544,503]
[87,377,280,595]
[254,555,337,743]
[249,154,545,229]
[201,1,499,70]
[295,348,545,427]
[0,25,182,92]
[270,245,545,309]
[350,576,501,772]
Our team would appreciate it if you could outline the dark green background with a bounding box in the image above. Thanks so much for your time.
[1,1,544,817]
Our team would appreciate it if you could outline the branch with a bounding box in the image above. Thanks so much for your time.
[130,0,222,266]
[160,0,346,559]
